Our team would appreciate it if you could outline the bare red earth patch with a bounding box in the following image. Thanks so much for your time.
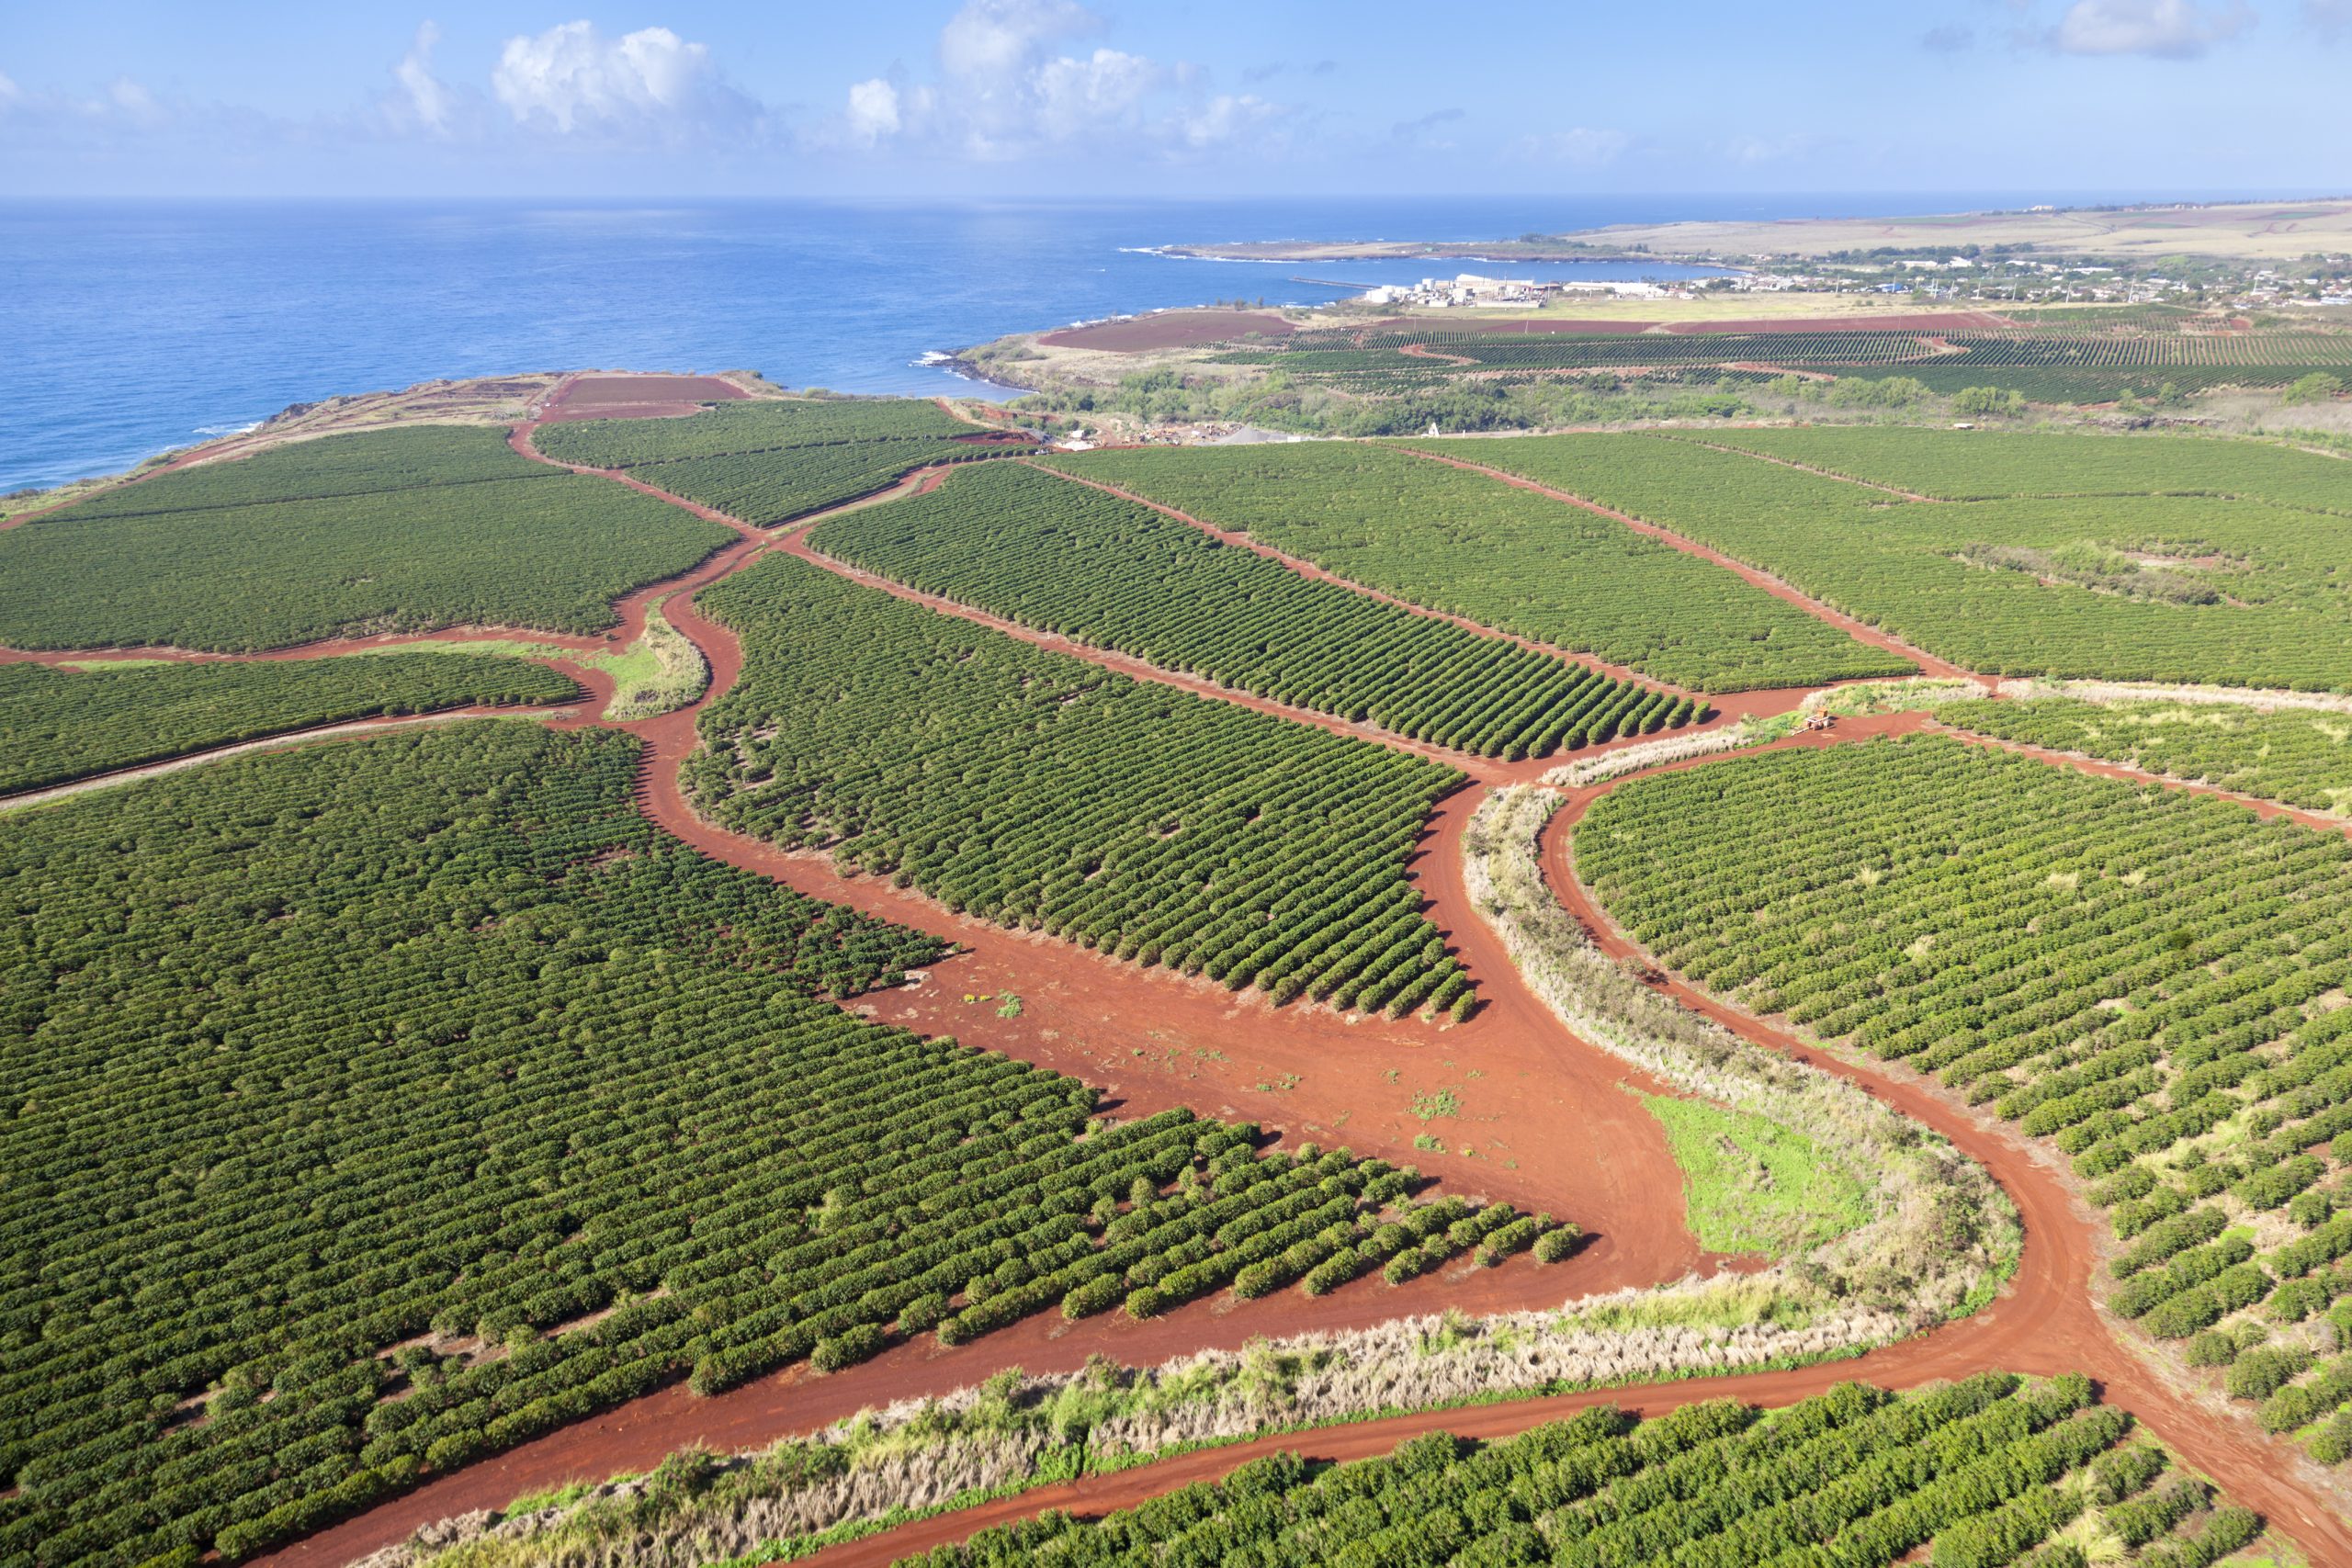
[539,375,750,423]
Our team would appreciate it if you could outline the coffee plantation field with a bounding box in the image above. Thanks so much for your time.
[533,397,1031,525]
[0,428,730,652]
[688,554,1477,1017]
[1577,736,2352,1438]
[0,722,1544,1563]
[49,424,563,520]
[1935,695,2352,817]
[808,461,1701,759]
[1682,427,2352,510]
[906,1374,2257,1568]
[1046,444,1908,693]
[1420,434,2352,692]
[0,652,579,795]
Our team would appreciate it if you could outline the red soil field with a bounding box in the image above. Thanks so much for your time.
[1040,310,1296,352]
[537,373,749,423]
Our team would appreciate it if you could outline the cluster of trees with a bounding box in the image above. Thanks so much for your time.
[1580,735,2352,1450]
[0,653,578,795]
[810,462,1700,759]
[0,724,1546,1562]
[532,397,1031,525]
[908,1374,2258,1568]
[0,426,727,652]
[1938,695,2352,817]
[690,555,1476,1017]
[1453,432,2352,692]
[1054,444,1903,694]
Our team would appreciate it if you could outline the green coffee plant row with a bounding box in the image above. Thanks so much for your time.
[1576,737,2352,1450]
[1420,433,2352,693]
[687,555,1476,1016]
[1834,363,2352,402]
[0,654,580,795]
[531,398,976,468]
[0,430,729,654]
[0,724,1551,1564]
[808,462,1701,758]
[904,1373,2260,1568]
[1046,444,1908,694]
[1935,696,2352,818]
[51,425,561,523]
[1679,428,2352,513]
[531,398,1034,526]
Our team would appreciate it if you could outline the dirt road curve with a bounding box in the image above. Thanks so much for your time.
[217,415,2349,1566]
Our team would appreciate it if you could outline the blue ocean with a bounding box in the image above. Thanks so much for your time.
[0,194,2141,494]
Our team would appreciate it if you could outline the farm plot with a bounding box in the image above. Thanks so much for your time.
[0,653,578,795]
[810,462,1699,759]
[1577,736,2352,1450]
[1429,433,2352,692]
[1935,695,2352,818]
[689,554,1477,1017]
[1046,444,1905,693]
[0,723,1548,1565]
[0,430,729,653]
[533,397,1028,525]
[910,1375,2257,1568]
[50,424,560,521]
[1679,428,2352,510]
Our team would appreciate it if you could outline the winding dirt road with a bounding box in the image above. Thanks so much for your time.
[173,405,2351,1565]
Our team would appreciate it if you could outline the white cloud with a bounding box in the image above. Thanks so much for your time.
[940,0,1098,79]
[845,78,900,144]
[1177,93,1283,150]
[2050,0,2254,56]
[1032,48,1159,140]
[833,0,1283,160]
[492,20,750,136]
[392,21,453,134]
[1517,127,1632,165]
[107,76,164,126]
[0,72,19,105]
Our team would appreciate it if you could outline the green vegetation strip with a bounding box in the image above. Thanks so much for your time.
[1578,734,2352,1458]
[809,462,1699,759]
[0,723,1549,1563]
[690,553,1476,1018]
[1640,1095,1871,1259]
[0,426,731,652]
[906,1375,2256,1568]
[533,398,1029,526]
[1936,695,2352,818]
[0,653,579,795]
[1048,443,1905,694]
[1427,432,2352,692]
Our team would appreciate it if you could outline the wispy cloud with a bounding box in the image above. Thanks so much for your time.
[830,0,1290,160]
[2047,0,2254,57]
[1514,126,1632,165]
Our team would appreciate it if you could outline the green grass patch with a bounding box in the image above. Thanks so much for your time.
[1641,1093,1871,1258]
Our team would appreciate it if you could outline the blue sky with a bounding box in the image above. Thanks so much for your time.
[2,1,2346,199]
